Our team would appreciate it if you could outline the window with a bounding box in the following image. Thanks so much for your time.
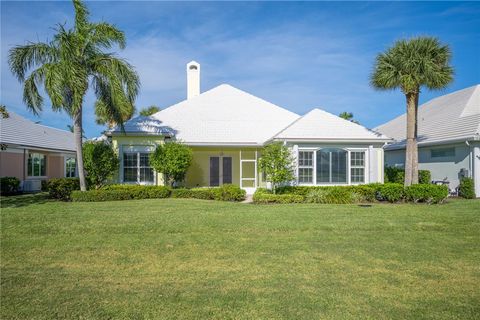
[28,153,46,177]
[431,147,455,158]
[298,151,314,183]
[350,151,365,183]
[316,148,347,184]
[123,152,154,184]
[65,157,76,178]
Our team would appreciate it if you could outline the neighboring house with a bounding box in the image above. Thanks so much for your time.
[0,111,77,191]
[108,61,390,193]
[375,85,480,196]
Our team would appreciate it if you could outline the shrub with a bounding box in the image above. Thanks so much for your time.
[349,184,380,202]
[171,188,217,200]
[385,166,431,184]
[305,187,363,204]
[0,177,20,195]
[458,178,475,199]
[71,190,133,202]
[102,184,171,199]
[47,178,80,201]
[258,142,295,194]
[41,180,48,192]
[253,189,304,204]
[377,183,405,203]
[83,141,119,189]
[150,142,193,187]
[405,184,449,204]
[215,184,246,201]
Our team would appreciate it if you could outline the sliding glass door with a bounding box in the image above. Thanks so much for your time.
[315,148,348,184]
[210,156,232,186]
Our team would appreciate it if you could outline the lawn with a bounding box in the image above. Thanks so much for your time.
[1,195,479,319]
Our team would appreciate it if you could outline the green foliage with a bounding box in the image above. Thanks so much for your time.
[371,37,453,94]
[385,167,431,184]
[83,141,119,189]
[41,180,49,192]
[214,184,246,202]
[253,189,304,204]
[258,142,295,194]
[47,178,80,201]
[458,178,475,199]
[71,190,132,202]
[0,177,20,195]
[102,184,171,199]
[139,105,161,116]
[171,185,246,202]
[0,105,9,118]
[377,183,405,203]
[405,184,449,204]
[150,142,193,187]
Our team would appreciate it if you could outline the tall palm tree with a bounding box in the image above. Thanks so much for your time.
[8,0,139,191]
[339,111,359,124]
[95,101,136,129]
[371,37,453,186]
[139,105,161,116]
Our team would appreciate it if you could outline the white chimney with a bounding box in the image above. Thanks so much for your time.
[186,61,200,99]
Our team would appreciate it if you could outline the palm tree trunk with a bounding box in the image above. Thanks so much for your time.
[73,107,87,191]
[404,93,416,186]
[411,92,420,184]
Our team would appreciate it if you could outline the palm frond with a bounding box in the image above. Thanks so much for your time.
[8,42,57,81]
[89,22,126,49]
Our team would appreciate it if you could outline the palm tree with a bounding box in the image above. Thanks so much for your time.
[339,111,359,124]
[95,101,135,129]
[139,105,161,116]
[8,0,140,191]
[371,37,453,186]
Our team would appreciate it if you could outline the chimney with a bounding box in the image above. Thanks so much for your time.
[187,61,200,99]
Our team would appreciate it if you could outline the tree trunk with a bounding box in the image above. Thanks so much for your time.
[73,107,87,191]
[411,92,420,184]
[404,93,416,186]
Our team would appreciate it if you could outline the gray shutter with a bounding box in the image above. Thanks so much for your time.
[210,157,220,186]
[222,157,232,184]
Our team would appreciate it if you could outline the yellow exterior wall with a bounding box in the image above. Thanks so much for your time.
[111,137,264,188]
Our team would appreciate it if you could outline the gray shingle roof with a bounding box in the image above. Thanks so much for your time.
[0,111,76,152]
[375,85,480,149]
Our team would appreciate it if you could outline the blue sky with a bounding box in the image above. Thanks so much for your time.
[1,1,479,138]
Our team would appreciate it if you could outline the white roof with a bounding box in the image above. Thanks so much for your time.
[274,108,390,142]
[112,84,300,145]
[0,111,76,152]
[375,85,480,149]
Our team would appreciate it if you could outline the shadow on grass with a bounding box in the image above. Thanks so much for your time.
[0,192,53,208]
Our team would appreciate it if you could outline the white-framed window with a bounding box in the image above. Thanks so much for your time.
[316,148,348,184]
[350,151,365,183]
[28,153,46,177]
[431,147,455,158]
[298,151,314,184]
[122,152,155,184]
[65,157,76,178]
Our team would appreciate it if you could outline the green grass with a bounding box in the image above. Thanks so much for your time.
[1,195,479,319]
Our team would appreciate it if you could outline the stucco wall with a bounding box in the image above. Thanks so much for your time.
[47,155,64,178]
[385,143,471,189]
[0,150,24,179]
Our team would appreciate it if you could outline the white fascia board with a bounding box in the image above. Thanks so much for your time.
[2,144,76,153]
[185,142,263,147]
[272,137,392,143]
[385,135,479,150]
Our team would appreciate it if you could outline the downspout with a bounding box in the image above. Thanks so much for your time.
[466,140,472,178]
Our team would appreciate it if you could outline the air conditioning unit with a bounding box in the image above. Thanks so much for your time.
[22,179,42,192]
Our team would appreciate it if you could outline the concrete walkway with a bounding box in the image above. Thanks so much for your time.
[242,194,254,203]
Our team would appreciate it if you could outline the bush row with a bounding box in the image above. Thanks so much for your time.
[0,177,21,195]
[254,183,449,204]
[71,183,245,202]
[385,167,431,184]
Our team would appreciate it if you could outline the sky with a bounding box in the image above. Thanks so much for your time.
[1,1,479,138]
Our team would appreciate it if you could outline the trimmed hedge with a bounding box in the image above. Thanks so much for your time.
[0,177,20,195]
[404,184,448,204]
[102,184,171,199]
[253,189,304,204]
[47,178,80,201]
[72,184,246,202]
[385,167,431,184]
[458,178,475,199]
[171,184,246,202]
[256,182,448,204]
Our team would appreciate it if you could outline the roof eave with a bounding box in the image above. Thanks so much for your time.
[271,137,392,144]
[385,135,480,150]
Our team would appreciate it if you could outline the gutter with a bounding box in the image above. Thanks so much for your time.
[385,135,479,150]
[271,137,392,144]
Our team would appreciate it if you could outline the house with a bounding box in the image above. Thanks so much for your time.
[0,111,77,191]
[108,61,390,193]
[375,85,480,196]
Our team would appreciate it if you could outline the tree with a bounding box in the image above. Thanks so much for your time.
[150,142,193,187]
[339,111,359,124]
[258,142,295,194]
[95,101,135,128]
[0,105,9,118]
[83,141,119,189]
[371,37,453,186]
[8,0,140,191]
[139,105,161,116]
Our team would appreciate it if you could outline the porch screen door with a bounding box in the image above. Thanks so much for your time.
[210,156,232,186]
